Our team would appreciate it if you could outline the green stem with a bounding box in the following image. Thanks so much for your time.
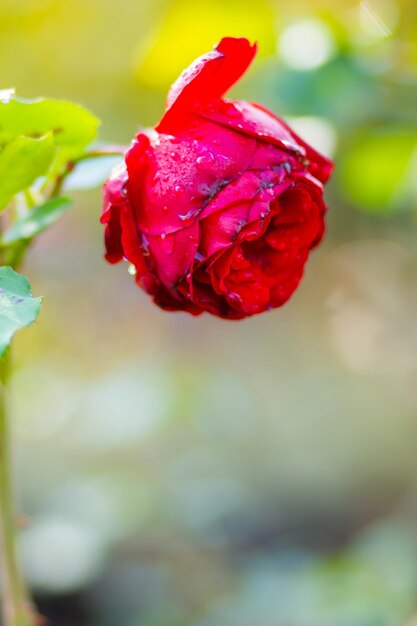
[0,351,35,626]
[49,146,127,199]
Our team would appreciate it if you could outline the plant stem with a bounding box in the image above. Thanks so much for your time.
[0,351,35,626]
[49,146,127,199]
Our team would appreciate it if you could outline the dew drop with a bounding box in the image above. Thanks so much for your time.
[196,152,215,170]
[228,292,243,306]
[179,208,196,222]
[160,235,175,255]
[128,264,137,276]
[226,105,241,119]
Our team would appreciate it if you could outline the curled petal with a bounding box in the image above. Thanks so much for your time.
[158,37,257,132]
[250,103,334,184]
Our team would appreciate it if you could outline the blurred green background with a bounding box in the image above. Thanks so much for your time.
[1,0,417,624]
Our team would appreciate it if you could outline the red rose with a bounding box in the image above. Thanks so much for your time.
[101,37,333,319]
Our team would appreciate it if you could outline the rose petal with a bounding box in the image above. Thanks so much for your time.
[196,99,304,155]
[197,172,262,224]
[250,103,334,184]
[158,37,257,132]
[102,205,123,264]
[125,132,151,217]
[146,222,200,288]
[136,130,256,237]
[270,268,305,307]
[101,164,129,263]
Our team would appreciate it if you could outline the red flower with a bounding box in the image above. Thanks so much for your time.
[101,37,333,319]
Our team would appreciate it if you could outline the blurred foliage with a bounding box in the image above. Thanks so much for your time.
[0,98,99,161]
[0,267,41,356]
[133,0,276,88]
[1,197,72,245]
[0,93,110,283]
[1,0,417,625]
[0,133,54,210]
[338,128,417,213]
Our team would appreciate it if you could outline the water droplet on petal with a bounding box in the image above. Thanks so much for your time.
[179,208,196,222]
[128,264,137,276]
[160,234,175,255]
[196,152,215,170]
[228,292,243,306]
[226,105,242,119]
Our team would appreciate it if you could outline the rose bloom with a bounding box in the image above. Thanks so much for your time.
[101,37,333,319]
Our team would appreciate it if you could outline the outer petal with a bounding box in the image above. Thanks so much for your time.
[125,132,151,222]
[135,131,255,237]
[196,99,304,155]
[146,222,200,288]
[101,163,128,264]
[157,37,257,133]
[199,99,333,184]
[101,161,156,290]
[251,103,334,184]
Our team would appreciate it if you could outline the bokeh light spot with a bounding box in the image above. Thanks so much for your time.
[278,18,336,70]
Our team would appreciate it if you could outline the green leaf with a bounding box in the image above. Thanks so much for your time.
[0,134,55,211]
[1,197,72,245]
[0,267,41,357]
[63,155,123,191]
[0,98,99,160]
